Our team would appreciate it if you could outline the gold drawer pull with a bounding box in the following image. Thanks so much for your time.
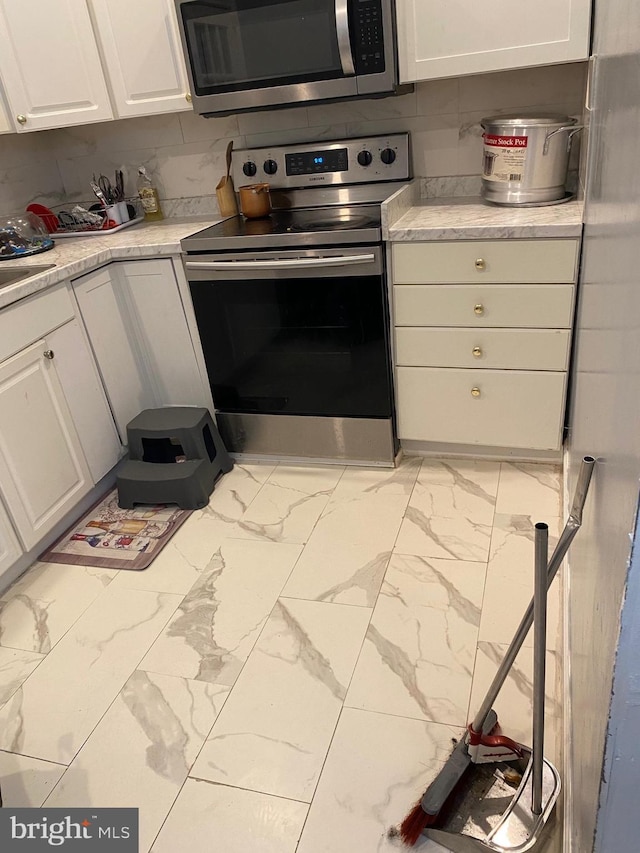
[474,303,485,316]
[471,387,481,398]
[472,346,483,358]
[17,114,27,125]
[475,258,486,271]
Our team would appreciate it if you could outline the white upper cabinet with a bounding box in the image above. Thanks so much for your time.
[397,0,592,82]
[0,0,113,132]
[90,0,191,118]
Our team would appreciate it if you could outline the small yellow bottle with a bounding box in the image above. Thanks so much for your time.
[137,166,164,221]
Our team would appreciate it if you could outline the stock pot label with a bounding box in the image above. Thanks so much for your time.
[482,133,528,183]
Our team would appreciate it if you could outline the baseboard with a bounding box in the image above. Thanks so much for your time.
[400,439,563,463]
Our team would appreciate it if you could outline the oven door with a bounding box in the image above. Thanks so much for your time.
[185,246,393,420]
[175,0,358,114]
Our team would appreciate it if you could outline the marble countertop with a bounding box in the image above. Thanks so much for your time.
[0,217,219,310]
[385,191,584,241]
[1,193,585,310]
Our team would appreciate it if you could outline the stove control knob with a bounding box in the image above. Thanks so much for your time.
[380,147,396,165]
[357,150,373,167]
[264,159,278,175]
[243,161,257,177]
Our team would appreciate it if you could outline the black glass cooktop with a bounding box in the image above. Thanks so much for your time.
[182,205,382,252]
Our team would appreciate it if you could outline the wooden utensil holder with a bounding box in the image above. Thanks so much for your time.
[216,176,239,218]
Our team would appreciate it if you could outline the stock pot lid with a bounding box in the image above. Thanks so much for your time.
[481,113,576,128]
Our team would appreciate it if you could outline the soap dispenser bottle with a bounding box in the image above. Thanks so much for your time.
[137,166,164,221]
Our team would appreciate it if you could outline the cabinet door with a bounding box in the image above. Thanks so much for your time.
[73,260,208,445]
[47,319,123,483]
[0,496,22,578]
[90,0,191,118]
[396,366,566,450]
[0,339,92,550]
[397,0,591,82]
[72,266,153,443]
[0,85,13,134]
[0,0,113,132]
[116,259,208,409]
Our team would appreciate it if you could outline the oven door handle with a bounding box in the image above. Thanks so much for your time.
[335,0,355,76]
[185,254,376,271]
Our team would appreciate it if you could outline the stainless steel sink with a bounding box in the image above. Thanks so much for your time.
[0,264,56,289]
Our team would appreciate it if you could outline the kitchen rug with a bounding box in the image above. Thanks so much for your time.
[39,489,192,571]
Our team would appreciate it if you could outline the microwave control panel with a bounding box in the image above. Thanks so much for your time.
[352,0,386,75]
[233,134,410,189]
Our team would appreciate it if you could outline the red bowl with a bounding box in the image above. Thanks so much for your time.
[26,203,60,233]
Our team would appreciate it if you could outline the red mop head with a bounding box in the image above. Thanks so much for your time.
[399,800,437,846]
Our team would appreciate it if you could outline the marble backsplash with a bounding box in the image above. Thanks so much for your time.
[0,62,587,217]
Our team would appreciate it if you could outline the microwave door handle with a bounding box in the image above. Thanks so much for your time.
[185,254,375,271]
[335,0,355,76]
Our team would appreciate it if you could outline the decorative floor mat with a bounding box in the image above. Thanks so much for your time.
[39,489,192,571]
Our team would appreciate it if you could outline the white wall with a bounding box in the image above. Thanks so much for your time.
[0,62,586,217]
[565,0,640,850]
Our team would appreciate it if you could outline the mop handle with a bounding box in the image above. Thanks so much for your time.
[532,522,549,815]
[471,456,595,734]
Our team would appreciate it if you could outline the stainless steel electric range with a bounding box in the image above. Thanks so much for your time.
[181,133,410,465]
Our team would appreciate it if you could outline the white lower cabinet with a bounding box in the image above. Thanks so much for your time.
[0,338,92,550]
[0,496,22,575]
[392,238,578,454]
[396,367,567,450]
[72,265,152,442]
[47,319,122,483]
[0,86,12,134]
[73,259,208,443]
[0,256,209,578]
[395,327,571,372]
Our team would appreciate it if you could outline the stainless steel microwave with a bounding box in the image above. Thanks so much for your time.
[174,0,410,117]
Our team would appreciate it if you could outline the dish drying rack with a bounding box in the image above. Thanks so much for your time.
[47,198,144,237]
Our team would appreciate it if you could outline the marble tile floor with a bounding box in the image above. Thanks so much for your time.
[0,457,564,852]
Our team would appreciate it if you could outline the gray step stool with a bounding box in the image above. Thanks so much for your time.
[117,407,233,510]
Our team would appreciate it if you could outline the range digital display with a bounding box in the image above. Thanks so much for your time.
[286,148,348,176]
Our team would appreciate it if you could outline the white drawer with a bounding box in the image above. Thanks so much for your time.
[393,239,579,284]
[0,284,75,364]
[394,284,574,328]
[395,328,571,371]
[396,366,567,450]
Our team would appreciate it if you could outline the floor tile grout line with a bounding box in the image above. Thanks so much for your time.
[294,519,398,838]
[37,591,187,801]
[0,642,47,657]
[185,773,311,806]
[147,765,204,853]
[0,653,47,711]
[179,468,425,815]
[131,464,328,780]
[179,534,309,782]
[0,746,68,769]
[0,565,122,660]
[293,704,346,849]
[183,465,409,839]
[0,573,127,712]
[466,460,502,724]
